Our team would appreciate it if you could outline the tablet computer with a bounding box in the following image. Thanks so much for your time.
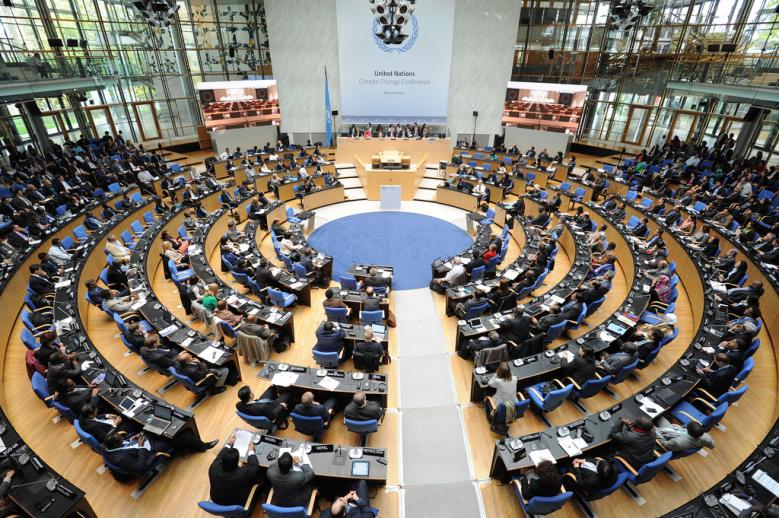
[351,460,370,477]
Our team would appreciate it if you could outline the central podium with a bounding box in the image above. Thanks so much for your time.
[339,136,451,201]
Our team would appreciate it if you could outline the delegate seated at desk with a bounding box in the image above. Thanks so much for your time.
[174,351,229,394]
[315,322,350,362]
[293,391,337,426]
[236,385,291,429]
[209,432,261,508]
[609,416,656,468]
[344,391,384,422]
[323,289,351,315]
[267,452,315,508]
[320,481,376,518]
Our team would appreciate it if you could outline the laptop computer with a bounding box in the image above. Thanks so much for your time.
[143,405,173,435]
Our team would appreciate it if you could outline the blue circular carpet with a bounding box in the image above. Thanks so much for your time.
[308,211,473,290]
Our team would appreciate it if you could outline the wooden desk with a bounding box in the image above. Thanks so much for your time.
[336,136,451,164]
[277,176,326,202]
[435,186,479,211]
[302,185,345,210]
[355,158,426,201]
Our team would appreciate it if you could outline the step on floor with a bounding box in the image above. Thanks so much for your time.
[339,177,362,188]
[344,187,367,200]
[414,188,437,201]
[419,178,443,189]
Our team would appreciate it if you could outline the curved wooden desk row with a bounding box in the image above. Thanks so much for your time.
[489,197,716,477]
[0,187,142,518]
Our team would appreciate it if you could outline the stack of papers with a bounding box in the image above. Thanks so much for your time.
[278,445,312,472]
[639,396,664,416]
[318,376,340,391]
[55,279,72,289]
[529,449,556,466]
[198,345,224,363]
[557,435,587,456]
[271,372,299,387]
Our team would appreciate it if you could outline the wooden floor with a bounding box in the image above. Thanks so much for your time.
[0,149,777,518]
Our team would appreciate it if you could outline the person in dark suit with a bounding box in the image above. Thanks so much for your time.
[560,346,597,385]
[37,252,61,278]
[292,391,337,426]
[236,385,291,428]
[28,264,55,294]
[696,353,738,397]
[122,322,147,351]
[344,391,384,422]
[499,307,532,344]
[320,480,375,518]
[561,292,584,322]
[139,336,177,370]
[54,378,100,416]
[363,268,390,289]
[362,286,381,312]
[106,261,129,291]
[253,259,277,290]
[78,404,135,443]
[566,458,617,496]
[519,460,561,499]
[46,352,81,393]
[314,321,349,362]
[598,342,638,375]
[580,280,607,305]
[534,304,566,333]
[529,208,550,228]
[609,416,656,468]
[102,432,167,474]
[455,290,490,319]
[6,225,31,249]
[173,352,229,394]
[208,433,261,508]
[266,452,315,507]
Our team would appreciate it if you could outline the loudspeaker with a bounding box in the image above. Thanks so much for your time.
[558,93,573,105]
[254,88,268,100]
[548,49,555,59]
[48,38,63,48]
[198,90,215,104]
[24,101,42,116]
[331,110,338,116]
[506,89,518,102]
[79,39,88,48]
[228,47,235,58]
[707,44,720,52]
[66,39,79,47]
[2,0,12,7]
[472,110,479,117]
[744,107,768,122]
[721,43,736,52]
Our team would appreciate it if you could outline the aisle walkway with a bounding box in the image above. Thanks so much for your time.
[395,288,482,517]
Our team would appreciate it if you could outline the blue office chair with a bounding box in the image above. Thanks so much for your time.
[53,401,76,423]
[360,310,383,325]
[670,401,728,432]
[464,302,490,320]
[289,413,327,442]
[511,477,573,517]
[568,374,612,413]
[608,358,639,387]
[566,303,588,330]
[73,225,90,242]
[325,306,349,323]
[732,356,754,387]
[120,230,136,249]
[559,182,571,193]
[130,192,143,204]
[168,366,213,409]
[74,419,103,454]
[659,327,679,348]
[21,328,40,350]
[584,296,606,317]
[339,275,358,290]
[484,256,500,277]
[569,459,629,505]
[21,309,52,334]
[168,260,196,284]
[480,208,496,226]
[344,418,379,447]
[484,395,530,435]
[120,333,142,354]
[130,220,144,236]
[268,287,297,308]
[236,410,276,434]
[198,499,254,518]
[692,384,748,413]
[292,263,308,279]
[527,380,573,426]
[470,265,486,282]
[31,372,53,407]
[143,211,156,226]
[615,451,672,493]
[312,349,340,369]
[286,207,301,224]
[262,489,318,518]
[638,343,662,369]
[543,320,567,344]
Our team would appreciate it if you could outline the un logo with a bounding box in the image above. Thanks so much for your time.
[369,0,419,53]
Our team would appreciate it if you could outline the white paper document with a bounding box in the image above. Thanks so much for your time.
[318,376,340,391]
[271,372,299,387]
[529,449,556,466]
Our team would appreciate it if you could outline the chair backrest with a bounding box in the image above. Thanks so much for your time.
[586,463,629,500]
[626,190,638,202]
[53,401,76,423]
[144,211,156,225]
[292,263,307,279]
[701,402,729,431]
[289,412,325,437]
[339,275,358,290]
[21,328,39,350]
[611,358,639,384]
[465,302,490,320]
[484,256,500,273]
[718,384,748,405]
[261,503,308,518]
[285,207,295,219]
[344,418,378,434]
[60,235,75,250]
[360,310,383,325]
[544,320,567,344]
[120,230,134,245]
[470,265,486,282]
[541,383,573,411]
[107,182,121,193]
[198,500,248,518]
[560,182,571,192]
[744,339,760,358]
[576,375,612,398]
[733,357,754,387]
[574,187,585,199]
[31,371,51,405]
[524,492,574,515]
[627,215,641,229]
[485,207,496,219]
[640,197,653,208]
[312,349,340,368]
[131,220,144,235]
[74,419,103,453]
[73,225,88,241]
[168,366,206,394]
[178,226,188,240]
[567,303,588,330]
[324,306,349,323]
[659,327,678,347]
[235,410,274,431]
[585,296,605,317]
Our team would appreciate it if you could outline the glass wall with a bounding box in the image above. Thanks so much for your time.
[513,0,779,159]
[0,0,271,145]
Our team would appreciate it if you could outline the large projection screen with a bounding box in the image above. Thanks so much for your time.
[336,0,455,124]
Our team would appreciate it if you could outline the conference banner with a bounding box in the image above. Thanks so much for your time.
[336,0,455,124]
